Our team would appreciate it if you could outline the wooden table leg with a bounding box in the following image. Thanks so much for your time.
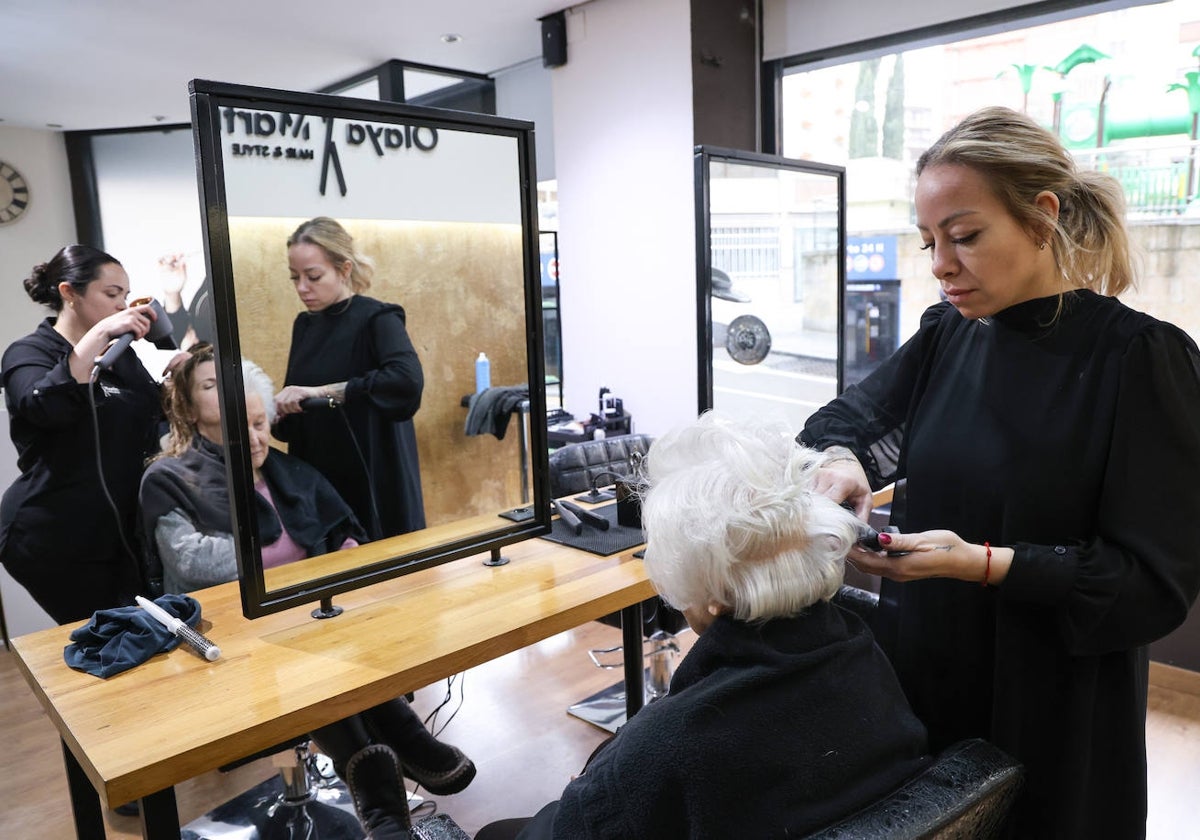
[139,786,181,840]
[61,740,105,840]
[621,601,644,720]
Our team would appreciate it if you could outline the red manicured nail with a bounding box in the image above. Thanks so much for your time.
[878,532,892,545]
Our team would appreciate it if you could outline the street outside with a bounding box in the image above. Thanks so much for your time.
[713,349,837,432]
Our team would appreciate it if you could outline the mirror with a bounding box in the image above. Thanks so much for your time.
[189,80,548,618]
[694,147,846,424]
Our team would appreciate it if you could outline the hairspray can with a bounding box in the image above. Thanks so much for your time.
[475,352,491,393]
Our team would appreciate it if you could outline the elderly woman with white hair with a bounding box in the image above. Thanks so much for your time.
[477,411,930,840]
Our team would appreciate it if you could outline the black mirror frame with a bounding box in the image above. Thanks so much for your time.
[189,79,549,619]
[693,145,848,414]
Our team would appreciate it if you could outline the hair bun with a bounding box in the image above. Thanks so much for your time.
[24,262,60,306]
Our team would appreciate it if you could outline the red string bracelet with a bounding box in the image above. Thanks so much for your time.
[982,541,992,587]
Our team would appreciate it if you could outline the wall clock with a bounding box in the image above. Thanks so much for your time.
[0,161,31,225]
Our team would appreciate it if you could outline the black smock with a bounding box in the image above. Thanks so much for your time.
[0,318,161,623]
[273,295,425,540]
[800,291,1200,839]
[510,603,929,839]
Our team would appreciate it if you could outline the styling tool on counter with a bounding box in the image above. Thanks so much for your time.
[557,498,611,531]
[552,499,583,535]
[135,595,222,661]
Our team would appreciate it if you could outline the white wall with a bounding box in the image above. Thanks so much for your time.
[551,0,698,435]
[0,127,74,352]
[762,0,1149,62]
[0,125,70,636]
[495,57,556,183]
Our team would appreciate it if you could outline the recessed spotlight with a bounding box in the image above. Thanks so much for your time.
[153,115,167,122]
[47,123,63,129]
[441,33,462,44]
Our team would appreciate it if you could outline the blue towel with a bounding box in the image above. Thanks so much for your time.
[63,594,204,678]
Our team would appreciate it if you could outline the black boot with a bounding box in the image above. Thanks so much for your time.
[361,698,477,795]
[345,744,413,840]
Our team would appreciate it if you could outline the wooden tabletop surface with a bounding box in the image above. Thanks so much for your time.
[10,537,652,809]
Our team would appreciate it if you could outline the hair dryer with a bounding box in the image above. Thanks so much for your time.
[94,297,175,371]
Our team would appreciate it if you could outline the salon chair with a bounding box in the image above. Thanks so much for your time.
[804,737,1024,839]
[547,433,653,501]
[548,435,682,638]
[183,741,364,839]
[548,435,689,731]
[824,582,1023,838]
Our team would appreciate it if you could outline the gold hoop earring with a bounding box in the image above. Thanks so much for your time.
[1039,242,1047,251]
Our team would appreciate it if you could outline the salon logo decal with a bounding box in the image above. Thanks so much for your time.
[221,108,439,197]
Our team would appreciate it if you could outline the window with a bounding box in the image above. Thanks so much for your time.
[780,0,1200,345]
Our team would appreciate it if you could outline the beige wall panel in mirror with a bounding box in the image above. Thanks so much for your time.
[230,217,529,529]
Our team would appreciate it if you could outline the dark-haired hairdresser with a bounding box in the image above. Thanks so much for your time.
[0,245,163,623]
[801,106,1200,838]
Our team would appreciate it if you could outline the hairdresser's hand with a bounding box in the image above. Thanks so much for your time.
[69,304,157,383]
[101,303,157,341]
[848,528,1012,585]
[814,448,873,518]
[274,384,327,417]
[161,350,191,379]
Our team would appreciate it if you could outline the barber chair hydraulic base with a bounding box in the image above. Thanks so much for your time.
[180,767,364,840]
[568,629,681,733]
[567,667,657,734]
[182,746,467,839]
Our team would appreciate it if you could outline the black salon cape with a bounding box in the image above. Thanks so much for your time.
[517,603,930,840]
[273,295,425,540]
[800,292,1200,839]
[139,436,366,590]
[0,319,161,622]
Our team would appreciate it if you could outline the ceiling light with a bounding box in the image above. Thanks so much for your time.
[441,33,462,44]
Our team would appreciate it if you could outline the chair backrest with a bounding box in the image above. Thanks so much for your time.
[831,584,879,620]
[548,433,654,498]
[804,738,1024,839]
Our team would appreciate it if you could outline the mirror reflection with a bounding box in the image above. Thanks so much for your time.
[705,157,844,427]
[188,83,545,614]
[141,348,368,594]
[267,216,429,541]
[231,212,531,577]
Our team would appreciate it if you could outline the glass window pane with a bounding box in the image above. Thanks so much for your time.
[707,158,841,428]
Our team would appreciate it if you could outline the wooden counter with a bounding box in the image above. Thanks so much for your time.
[11,537,653,839]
